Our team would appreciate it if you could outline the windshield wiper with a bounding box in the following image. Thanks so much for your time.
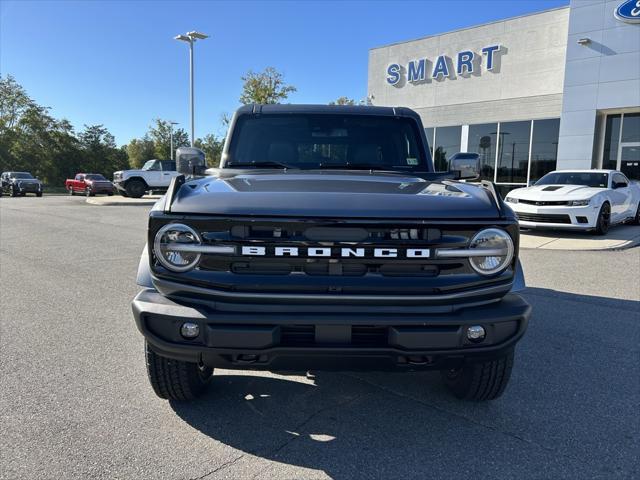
[228,161,297,169]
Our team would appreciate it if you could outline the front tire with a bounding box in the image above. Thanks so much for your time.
[36,192,43,197]
[441,349,514,401]
[145,341,213,401]
[69,187,75,196]
[125,179,146,198]
[594,202,611,235]
[11,186,18,197]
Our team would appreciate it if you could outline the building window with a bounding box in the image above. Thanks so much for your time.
[496,121,530,184]
[468,123,497,181]
[432,126,461,171]
[529,118,560,181]
[602,115,621,170]
[621,112,640,143]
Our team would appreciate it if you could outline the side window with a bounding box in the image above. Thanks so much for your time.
[613,174,628,188]
[162,161,176,171]
[75,174,82,181]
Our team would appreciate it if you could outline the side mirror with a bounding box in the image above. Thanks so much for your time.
[449,153,480,180]
[612,181,626,189]
[176,147,207,176]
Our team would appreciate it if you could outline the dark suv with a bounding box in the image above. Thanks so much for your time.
[132,105,531,402]
[1,171,43,197]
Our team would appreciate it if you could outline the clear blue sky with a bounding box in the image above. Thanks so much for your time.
[1,0,568,145]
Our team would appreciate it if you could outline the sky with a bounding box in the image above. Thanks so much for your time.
[1,0,568,146]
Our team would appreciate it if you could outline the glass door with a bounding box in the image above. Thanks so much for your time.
[619,144,640,180]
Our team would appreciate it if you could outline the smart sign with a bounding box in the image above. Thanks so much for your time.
[386,45,502,86]
[615,0,640,23]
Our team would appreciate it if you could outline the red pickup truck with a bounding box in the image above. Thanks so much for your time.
[65,173,114,196]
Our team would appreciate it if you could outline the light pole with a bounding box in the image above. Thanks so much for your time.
[169,121,178,160]
[174,31,209,147]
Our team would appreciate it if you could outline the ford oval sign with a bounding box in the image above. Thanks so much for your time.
[615,0,640,23]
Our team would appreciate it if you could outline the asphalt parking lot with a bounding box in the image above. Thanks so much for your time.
[1,196,639,480]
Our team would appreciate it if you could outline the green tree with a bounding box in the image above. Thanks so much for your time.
[148,119,189,160]
[126,136,155,169]
[78,124,128,179]
[329,97,356,105]
[194,134,224,167]
[239,67,296,105]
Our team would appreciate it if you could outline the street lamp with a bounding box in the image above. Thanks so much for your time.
[174,31,209,147]
[169,121,179,160]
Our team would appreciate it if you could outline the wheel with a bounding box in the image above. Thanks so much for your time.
[145,341,212,401]
[36,192,42,197]
[441,349,514,401]
[108,192,114,196]
[594,202,611,235]
[11,186,18,197]
[119,190,128,197]
[69,187,75,196]
[85,188,93,197]
[125,179,146,198]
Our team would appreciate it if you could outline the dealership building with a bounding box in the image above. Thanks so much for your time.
[368,0,640,194]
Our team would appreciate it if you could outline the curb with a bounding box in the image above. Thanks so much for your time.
[520,226,640,252]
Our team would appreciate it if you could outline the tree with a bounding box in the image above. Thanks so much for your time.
[194,134,224,167]
[329,97,356,106]
[126,136,155,169]
[148,119,189,160]
[239,67,296,105]
[78,124,128,178]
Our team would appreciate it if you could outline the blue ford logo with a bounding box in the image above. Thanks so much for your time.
[615,0,640,23]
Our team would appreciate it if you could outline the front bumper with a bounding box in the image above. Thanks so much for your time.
[511,203,599,230]
[16,183,42,194]
[132,288,531,371]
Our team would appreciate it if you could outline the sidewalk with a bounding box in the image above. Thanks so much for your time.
[86,195,162,206]
[520,225,640,251]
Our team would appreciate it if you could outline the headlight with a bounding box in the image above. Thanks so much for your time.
[468,228,514,276]
[505,196,518,204]
[153,223,202,272]
[568,199,589,206]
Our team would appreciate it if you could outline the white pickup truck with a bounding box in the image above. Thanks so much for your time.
[113,159,181,198]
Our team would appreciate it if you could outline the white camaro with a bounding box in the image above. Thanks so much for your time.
[505,170,640,235]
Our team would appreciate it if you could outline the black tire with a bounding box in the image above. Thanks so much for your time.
[125,179,146,198]
[145,341,213,401]
[11,186,18,197]
[108,192,114,196]
[119,190,128,197]
[594,202,611,235]
[36,192,43,197]
[441,349,514,401]
[69,187,75,196]
[85,187,93,197]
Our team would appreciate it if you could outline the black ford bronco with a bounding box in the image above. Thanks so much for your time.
[133,105,530,402]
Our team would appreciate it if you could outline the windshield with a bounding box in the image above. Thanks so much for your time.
[226,114,427,171]
[85,174,106,181]
[536,172,608,188]
[142,160,160,171]
[12,172,34,179]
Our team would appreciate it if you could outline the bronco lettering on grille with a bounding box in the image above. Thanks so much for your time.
[240,246,430,258]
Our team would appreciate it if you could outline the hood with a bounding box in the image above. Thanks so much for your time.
[169,170,500,219]
[508,184,604,200]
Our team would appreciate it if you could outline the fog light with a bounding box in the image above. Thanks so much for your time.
[180,322,200,339]
[467,325,486,342]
